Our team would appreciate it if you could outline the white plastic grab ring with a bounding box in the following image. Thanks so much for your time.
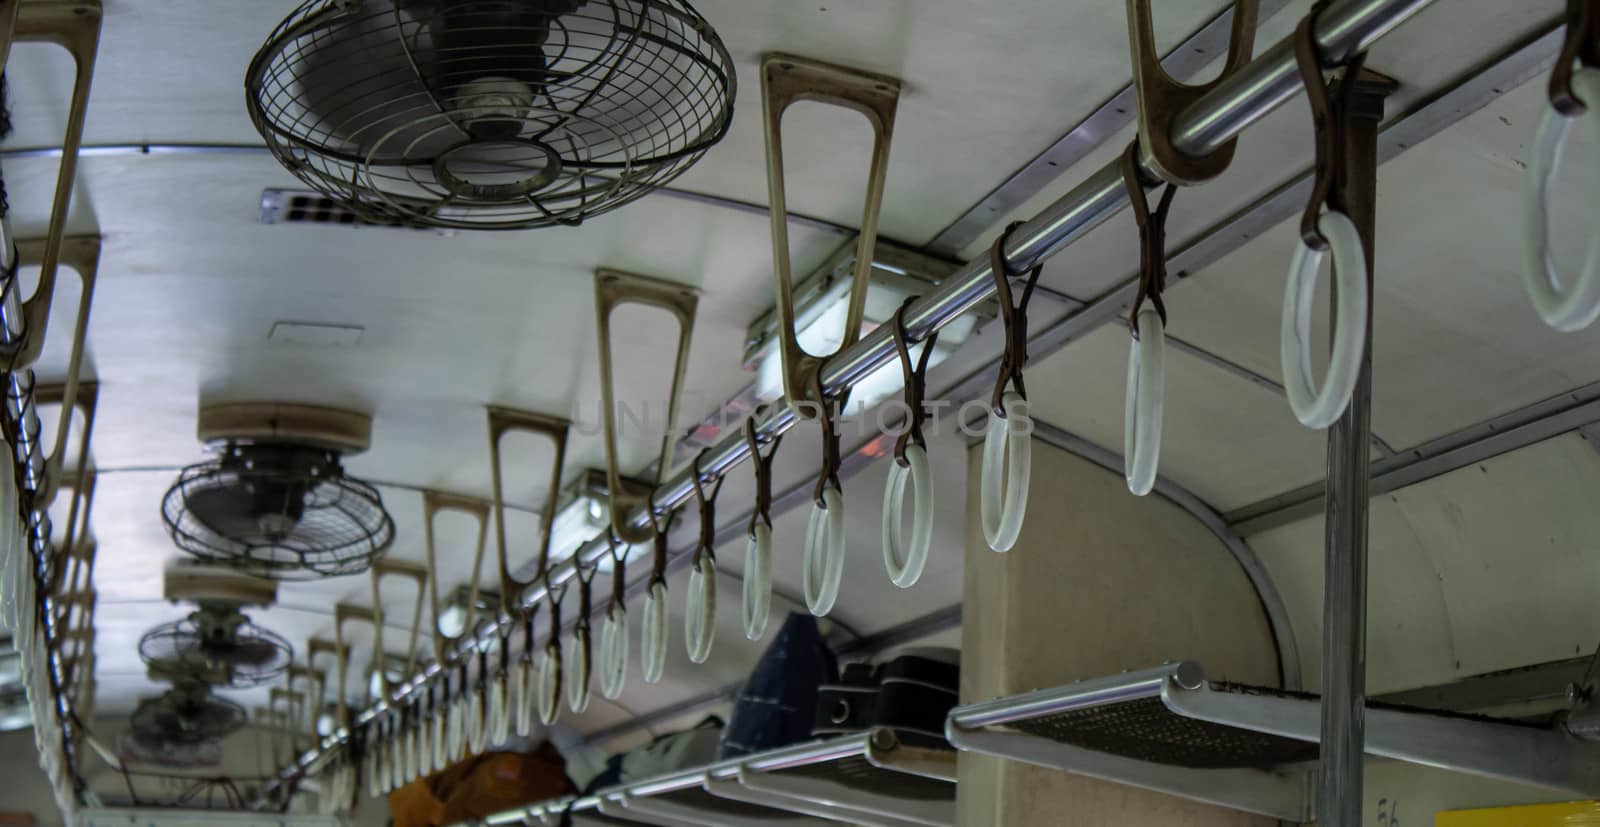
[400,727,415,786]
[685,555,717,664]
[881,443,934,588]
[1124,307,1166,497]
[641,580,669,685]
[467,691,488,755]
[981,391,1032,551]
[513,660,534,737]
[1282,209,1369,429]
[411,721,427,778]
[393,731,406,787]
[447,697,466,760]
[803,487,847,616]
[488,675,510,744]
[600,605,629,700]
[566,628,592,714]
[742,524,773,640]
[430,708,448,772]
[1524,68,1600,332]
[364,741,378,797]
[537,643,562,725]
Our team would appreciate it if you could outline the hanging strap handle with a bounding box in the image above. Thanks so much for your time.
[691,450,724,567]
[745,416,782,537]
[989,222,1044,415]
[647,495,678,590]
[1121,142,1179,334]
[1294,0,1369,251]
[606,530,628,616]
[1553,0,1600,116]
[574,561,597,636]
[520,606,538,665]
[891,297,938,461]
[810,361,852,504]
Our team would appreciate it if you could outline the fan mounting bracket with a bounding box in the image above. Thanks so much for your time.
[197,402,372,454]
[163,563,279,607]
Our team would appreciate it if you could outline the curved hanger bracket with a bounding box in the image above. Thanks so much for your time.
[332,603,377,721]
[12,237,99,500]
[368,559,427,699]
[761,53,901,410]
[594,269,698,544]
[1,3,100,363]
[269,686,307,763]
[306,637,347,731]
[1126,0,1258,184]
[486,406,570,610]
[422,490,490,663]
[35,379,95,576]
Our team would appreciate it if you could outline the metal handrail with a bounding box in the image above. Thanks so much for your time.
[265,0,1440,788]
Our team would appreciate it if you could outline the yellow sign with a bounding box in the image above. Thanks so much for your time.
[1437,801,1600,826]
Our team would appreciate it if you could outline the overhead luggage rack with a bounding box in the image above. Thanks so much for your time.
[478,728,955,827]
[946,662,1600,822]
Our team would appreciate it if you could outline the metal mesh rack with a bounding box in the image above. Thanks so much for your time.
[946,662,1600,822]
[479,728,956,827]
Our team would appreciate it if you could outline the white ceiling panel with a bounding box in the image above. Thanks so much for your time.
[1249,432,1600,694]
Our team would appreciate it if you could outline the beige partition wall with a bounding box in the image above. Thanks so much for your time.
[958,437,1281,827]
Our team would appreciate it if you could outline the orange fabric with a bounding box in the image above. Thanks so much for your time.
[389,743,574,827]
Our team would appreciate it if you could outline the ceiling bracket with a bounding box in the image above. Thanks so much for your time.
[761,53,901,411]
[486,406,570,612]
[593,269,698,544]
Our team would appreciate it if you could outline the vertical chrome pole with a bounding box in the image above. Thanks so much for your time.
[1318,70,1392,827]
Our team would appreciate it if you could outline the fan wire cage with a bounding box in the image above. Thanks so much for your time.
[139,611,295,689]
[130,686,248,746]
[161,443,396,580]
[246,0,738,230]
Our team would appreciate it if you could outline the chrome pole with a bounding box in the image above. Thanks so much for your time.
[1318,71,1390,827]
[263,0,1443,788]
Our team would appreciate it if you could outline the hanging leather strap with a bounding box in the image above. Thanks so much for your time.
[1553,0,1600,116]
[891,297,937,461]
[989,221,1044,414]
[810,360,851,504]
[544,578,567,652]
[691,449,724,566]
[745,416,782,535]
[1122,141,1178,334]
[1294,0,1368,250]
[521,607,537,664]
[606,530,628,615]
[648,497,678,589]
[574,562,596,635]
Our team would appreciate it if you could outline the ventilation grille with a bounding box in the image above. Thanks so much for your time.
[258,189,455,235]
